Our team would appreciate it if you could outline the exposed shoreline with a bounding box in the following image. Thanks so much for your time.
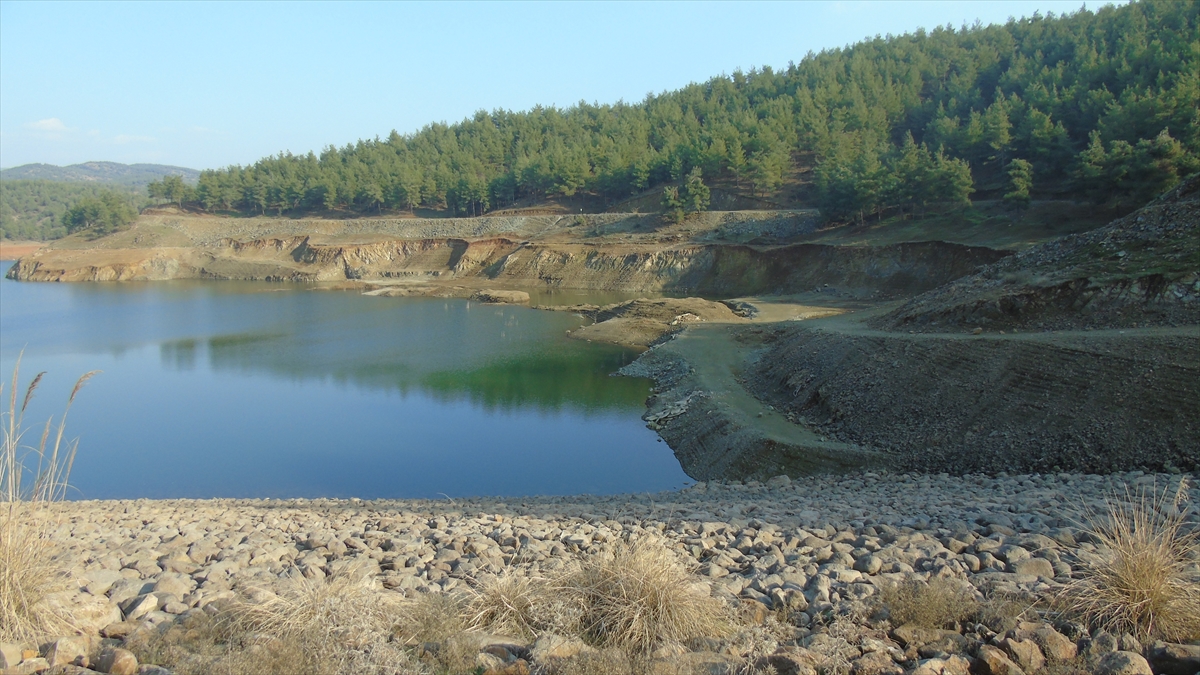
[24,470,1197,674]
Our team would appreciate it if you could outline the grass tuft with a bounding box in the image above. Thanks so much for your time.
[228,562,410,674]
[1059,478,1200,642]
[0,357,98,643]
[876,576,979,629]
[464,568,548,639]
[566,540,731,655]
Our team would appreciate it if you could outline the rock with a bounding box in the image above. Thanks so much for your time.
[849,650,902,675]
[41,636,91,668]
[765,646,820,675]
[96,648,138,675]
[911,655,971,675]
[1118,634,1141,653]
[64,594,123,635]
[1029,626,1076,662]
[916,633,968,658]
[853,555,883,575]
[650,643,689,659]
[135,667,173,675]
[43,666,105,675]
[976,645,1026,675]
[481,659,529,675]
[476,652,506,672]
[1000,637,1045,672]
[0,644,25,669]
[892,625,956,649]
[471,290,530,305]
[81,570,125,597]
[1087,631,1120,657]
[738,598,770,625]
[4,657,49,675]
[1011,558,1054,578]
[1147,641,1200,675]
[1094,651,1153,675]
[99,622,140,640]
[118,594,157,621]
[151,574,193,599]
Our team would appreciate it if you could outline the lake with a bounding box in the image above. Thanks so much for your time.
[0,263,689,499]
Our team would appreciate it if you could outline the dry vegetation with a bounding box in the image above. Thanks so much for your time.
[1059,478,1200,642]
[130,540,735,675]
[0,360,97,643]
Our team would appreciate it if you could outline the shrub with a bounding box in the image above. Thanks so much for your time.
[1059,478,1200,642]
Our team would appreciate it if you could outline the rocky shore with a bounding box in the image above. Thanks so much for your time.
[6,471,1198,674]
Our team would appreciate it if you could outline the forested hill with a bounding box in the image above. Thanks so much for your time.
[0,162,199,187]
[191,1,1195,221]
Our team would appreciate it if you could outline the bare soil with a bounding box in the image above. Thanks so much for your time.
[0,240,43,260]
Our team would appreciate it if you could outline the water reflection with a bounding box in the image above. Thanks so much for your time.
[1,267,687,499]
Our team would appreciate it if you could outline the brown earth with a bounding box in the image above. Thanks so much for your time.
[0,240,43,260]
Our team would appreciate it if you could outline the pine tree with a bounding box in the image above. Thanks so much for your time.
[1004,158,1033,210]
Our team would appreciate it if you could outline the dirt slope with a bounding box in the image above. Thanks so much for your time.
[879,176,1200,331]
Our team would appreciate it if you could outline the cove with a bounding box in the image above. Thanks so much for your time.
[0,263,689,499]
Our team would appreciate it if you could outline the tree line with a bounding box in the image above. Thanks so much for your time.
[0,180,144,240]
[165,0,1195,224]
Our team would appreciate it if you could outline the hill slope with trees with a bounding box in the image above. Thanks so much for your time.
[0,161,199,187]
[183,0,1195,221]
[0,181,144,241]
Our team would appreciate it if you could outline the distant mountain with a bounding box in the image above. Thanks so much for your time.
[0,161,199,187]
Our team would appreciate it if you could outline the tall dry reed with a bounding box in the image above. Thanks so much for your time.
[0,356,98,642]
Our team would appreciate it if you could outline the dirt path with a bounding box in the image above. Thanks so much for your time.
[642,293,1198,477]
[665,324,847,450]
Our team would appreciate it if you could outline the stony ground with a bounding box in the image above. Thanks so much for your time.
[6,471,1199,674]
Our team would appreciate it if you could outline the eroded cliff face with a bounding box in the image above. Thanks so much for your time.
[7,233,1007,299]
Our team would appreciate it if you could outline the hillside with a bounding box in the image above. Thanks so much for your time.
[0,180,145,241]
[181,1,1195,223]
[0,161,199,186]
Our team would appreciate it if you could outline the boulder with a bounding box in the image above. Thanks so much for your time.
[1094,651,1153,675]
[910,655,970,675]
[95,648,138,675]
[1029,626,1076,662]
[975,645,1026,675]
[1011,558,1054,578]
[1146,641,1200,675]
[40,636,91,668]
[764,646,821,675]
[892,625,958,649]
[5,657,49,675]
[848,650,903,675]
[1000,637,1045,673]
[0,644,26,669]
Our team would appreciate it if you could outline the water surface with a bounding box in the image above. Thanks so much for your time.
[0,265,688,499]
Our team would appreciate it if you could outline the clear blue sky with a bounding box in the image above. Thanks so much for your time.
[0,1,1115,171]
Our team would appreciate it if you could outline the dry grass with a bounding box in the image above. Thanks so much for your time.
[463,568,550,639]
[132,562,419,675]
[228,563,412,674]
[1059,478,1200,642]
[875,576,979,629]
[566,540,731,655]
[393,591,467,645]
[0,359,97,643]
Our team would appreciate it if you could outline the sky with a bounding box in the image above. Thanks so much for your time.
[0,1,1118,172]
